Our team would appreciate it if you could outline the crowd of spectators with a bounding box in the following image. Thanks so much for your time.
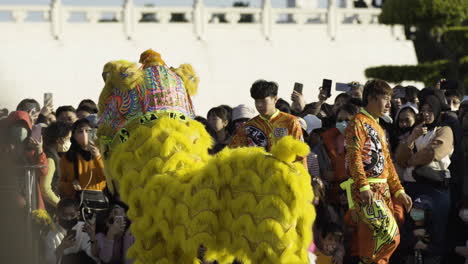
[0,78,467,264]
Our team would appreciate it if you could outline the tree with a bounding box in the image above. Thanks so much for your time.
[365,0,468,92]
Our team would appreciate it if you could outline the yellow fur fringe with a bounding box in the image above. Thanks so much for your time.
[173,64,199,96]
[105,118,314,264]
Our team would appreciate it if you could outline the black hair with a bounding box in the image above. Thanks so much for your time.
[207,106,230,122]
[445,89,462,100]
[338,103,360,116]
[16,99,40,113]
[250,80,278,99]
[56,105,76,118]
[334,93,351,104]
[71,118,91,135]
[65,118,92,162]
[218,105,233,121]
[78,99,98,114]
[418,88,450,111]
[362,80,392,106]
[57,198,80,214]
[43,121,72,148]
[404,86,419,103]
[76,105,95,115]
[275,98,291,114]
[194,116,217,141]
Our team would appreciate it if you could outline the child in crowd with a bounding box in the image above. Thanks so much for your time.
[207,106,232,154]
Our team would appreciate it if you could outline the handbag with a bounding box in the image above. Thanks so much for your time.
[412,165,446,183]
[73,157,109,211]
[79,189,109,210]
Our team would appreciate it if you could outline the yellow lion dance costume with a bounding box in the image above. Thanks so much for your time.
[97,50,315,264]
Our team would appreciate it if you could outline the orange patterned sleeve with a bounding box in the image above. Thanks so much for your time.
[290,118,304,142]
[345,116,369,191]
[289,118,308,168]
[229,124,248,148]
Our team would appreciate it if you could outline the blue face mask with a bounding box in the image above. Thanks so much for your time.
[410,209,425,221]
[336,121,348,134]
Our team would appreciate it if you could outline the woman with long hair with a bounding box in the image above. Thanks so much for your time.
[59,119,106,199]
[42,121,72,213]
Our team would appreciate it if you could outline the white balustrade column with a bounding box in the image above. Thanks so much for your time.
[123,0,135,40]
[193,0,205,40]
[261,0,272,40]
[327,0,337,40]
[50,0,63,40]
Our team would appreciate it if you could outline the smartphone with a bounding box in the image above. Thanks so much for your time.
[115,215,124,225]
[335,82,351,92]
[293,82,303,94]
[322,79,332,97]
[31,124,42,142]
[44,93,53,107]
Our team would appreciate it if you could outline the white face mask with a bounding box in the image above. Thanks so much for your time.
[459,209,468,222]
[336,121,348,135]
[57,140,71,153]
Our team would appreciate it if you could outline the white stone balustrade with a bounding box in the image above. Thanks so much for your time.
[135,7,193,23]
[0,2,388,40]
[0,6,50,23]
[62,6,123,23]
[272,8,328,24]
[205,7,262,24]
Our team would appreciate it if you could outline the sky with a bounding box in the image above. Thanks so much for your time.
[0,0,293,8]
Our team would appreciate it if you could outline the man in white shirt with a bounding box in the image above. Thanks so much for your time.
[45,198,99,264]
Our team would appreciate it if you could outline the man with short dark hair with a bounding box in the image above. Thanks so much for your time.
[56,106,78,124]
[230,80,304,151]
[343,79,412,264]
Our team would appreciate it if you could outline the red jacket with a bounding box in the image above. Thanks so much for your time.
[321,128,347,183]
[3,111,47,209]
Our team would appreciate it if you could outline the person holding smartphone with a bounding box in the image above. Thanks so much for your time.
[44,198,99,264]
[95,203,134,264]
[59,119,106,199]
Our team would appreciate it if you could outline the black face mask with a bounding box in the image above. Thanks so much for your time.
[59,218,78,230]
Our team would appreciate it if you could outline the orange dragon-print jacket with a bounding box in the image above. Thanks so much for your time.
[345,109,404,197]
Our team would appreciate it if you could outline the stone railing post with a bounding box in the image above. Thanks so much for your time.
[123,0,135,40]
[327,0,337,40]
[262,0,272,40]
[50,0,63,40]
[193,0,205,40]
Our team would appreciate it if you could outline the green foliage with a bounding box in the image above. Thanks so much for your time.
[442,27,468,57]
[365,58,468,92]
[379,0,468,29]
[365,60,451,86]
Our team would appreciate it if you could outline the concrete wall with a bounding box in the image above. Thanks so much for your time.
[0,2,417,117]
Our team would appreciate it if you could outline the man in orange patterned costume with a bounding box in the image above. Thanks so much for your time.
[230,80,304,150]
[343,80,412,264]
